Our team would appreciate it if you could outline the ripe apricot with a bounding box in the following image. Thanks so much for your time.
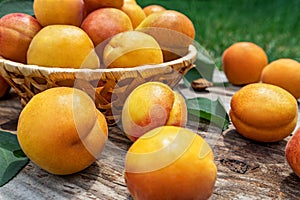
[103,31,163,68]
[286,127,300,178]
[0,13,42,63]
[33,0,85,27]
[222,42,268,85]
[121,82,187,141]
[17,87,108,175]
[143,4,166,16]
[121,1,146,29]
[136,10,195,61]
[84,0,124,14]
[125,126,217,200]
[261,58,300,99]
[124,0,137,4]
[230,83,298,142]
[27,25,99,69]
[81,8,133,47]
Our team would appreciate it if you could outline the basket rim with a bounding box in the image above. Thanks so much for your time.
[0,45,197,73]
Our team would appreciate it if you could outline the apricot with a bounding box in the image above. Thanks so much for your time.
[124,0,136,3]
[125,126,217,200]
[230,83,298,142]
[17,87,108,175]
[81,8,133,47]
[84,0,124,14]
[136,10,195,61]
[103,31,163,68]
[222,42,268,85]
[0,13,42,63]
[33,0,85,27]
[27,25,99,69]
[121,82,187,141]
[143,4,166,16]
[261,58,300,99]
[121,1,146,29]
[286,128,300,178]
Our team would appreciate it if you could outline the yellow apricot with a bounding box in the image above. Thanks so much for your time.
[230,83,298,142]
[27,25,99,69]
[33,0,85,27]
[103,31,163,68]
[17,87,108,175]
[125,126,217,200]
[261,58,300,99]
[122,82,187,141]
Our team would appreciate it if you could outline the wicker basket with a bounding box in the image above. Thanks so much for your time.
[0,45,197,125]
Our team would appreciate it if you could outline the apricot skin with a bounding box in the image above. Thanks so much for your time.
[143,5,166,16]
[125,126,217,200]
[17,87,108,175]
[222,42,268,85]
[121,82,187,142]
[0,13,42,63]
[136,10,195,61]
[27,25,99,69]
[261,58,300,99]
[102,31,163,68]
[230,83,298,142]
[121,1,146,29]
[84,0,124,14]
[286,128,300,178]
[81,8,133,47]
[33,0,85,27]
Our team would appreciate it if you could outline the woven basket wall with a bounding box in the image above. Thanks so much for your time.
[0,45,197,125]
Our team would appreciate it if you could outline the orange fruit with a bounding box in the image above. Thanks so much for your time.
[125,126,217,200]
[33,0,85,27]
[81,8,133,47]
[27,25,99,69]
[230,83,298,142]
[17,87,108,175]
[261,58,300,99]
[84,0,124,14]
[121,1,146,29]
[124,0,136,4]
[143,4,166,16]
[222,42,268,85]
[286,127,300,178]
[103,31,163,68]
[0,13,42,63]
[122,82,187,141]
[136,10,195,61]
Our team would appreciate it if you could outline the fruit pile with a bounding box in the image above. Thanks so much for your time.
[0,1,216,200]
[0,0,195,69]
[222,41,300,180]
[17,80,217,200]
[222,41,300,99]
[1,0,300,199]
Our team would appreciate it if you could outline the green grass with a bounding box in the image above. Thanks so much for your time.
[137,0,300,69]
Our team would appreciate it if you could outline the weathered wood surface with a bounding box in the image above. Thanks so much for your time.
[0,72,300,200]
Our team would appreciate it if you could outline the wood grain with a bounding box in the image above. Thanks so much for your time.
[0,78,299,199]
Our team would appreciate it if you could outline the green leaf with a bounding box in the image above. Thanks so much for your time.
[0,0,34,18]
[194,43,216,82]
[0,130,28,187]
[184,43,216,87]
[186,97,230,131]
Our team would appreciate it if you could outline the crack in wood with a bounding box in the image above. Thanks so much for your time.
[220,158,260,174]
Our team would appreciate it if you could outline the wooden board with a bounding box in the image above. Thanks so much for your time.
[0,74,300,199]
